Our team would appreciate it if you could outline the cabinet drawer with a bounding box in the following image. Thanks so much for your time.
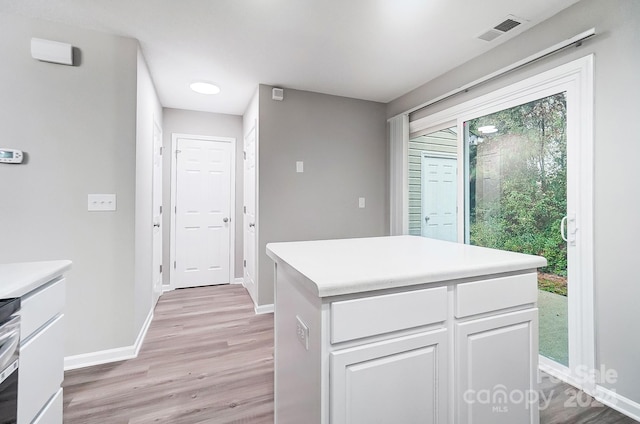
[455,273,537,318]
[21,278,65,341]
[18,315,64,424]
[331,286,447,343]
[32,388,62,424]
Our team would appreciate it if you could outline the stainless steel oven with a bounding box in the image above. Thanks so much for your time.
[0,298,20,424]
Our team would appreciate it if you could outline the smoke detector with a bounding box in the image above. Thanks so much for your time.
[478,15,527,42]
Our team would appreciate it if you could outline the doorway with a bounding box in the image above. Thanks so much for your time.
[170,134,236,289]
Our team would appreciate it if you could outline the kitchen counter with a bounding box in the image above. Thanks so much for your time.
[266,235,546,297]
[267,235,546,424]
[0,260,72,298]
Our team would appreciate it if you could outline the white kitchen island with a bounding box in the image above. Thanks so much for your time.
[266,235,547,424]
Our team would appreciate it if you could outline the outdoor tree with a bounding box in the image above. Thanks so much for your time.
[468,93,567,294]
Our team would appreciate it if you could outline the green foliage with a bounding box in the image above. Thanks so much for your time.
[469,93,567,276]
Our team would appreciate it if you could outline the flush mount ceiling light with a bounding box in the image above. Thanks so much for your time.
[190,82,220,95]
[478,125,498,134]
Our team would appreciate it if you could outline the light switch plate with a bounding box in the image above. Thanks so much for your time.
[296,161,304,173]
[359,197,366,208]
[296,315,309,350]
[88,194,117,211]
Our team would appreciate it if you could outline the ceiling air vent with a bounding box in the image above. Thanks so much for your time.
[478,15,526,42]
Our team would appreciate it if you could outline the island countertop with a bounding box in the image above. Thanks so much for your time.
[0,260,72,298]
[266,235,546,297]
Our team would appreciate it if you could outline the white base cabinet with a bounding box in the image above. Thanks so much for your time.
[267,236,545,424]
[18,278,66,424]
[272,265,541,424]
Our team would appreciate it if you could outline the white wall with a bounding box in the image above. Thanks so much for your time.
[256,85,388,307]
[161,108,244,282]
[0,14,138,356]
[135,49,162,333]
[388,0,640,407]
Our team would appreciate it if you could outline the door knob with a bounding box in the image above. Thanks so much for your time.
[425,216,430,223]
[223,217,229,223]
[153,223,160,228]
[249,223,255,228]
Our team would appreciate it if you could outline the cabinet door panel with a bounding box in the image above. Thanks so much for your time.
[331,330,447,424]
[456,309,539,424]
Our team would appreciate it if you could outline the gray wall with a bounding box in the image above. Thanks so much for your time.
[0,14,139,356]
[161,108,244,281]
[257,85,388,306]
[388,0,640,405]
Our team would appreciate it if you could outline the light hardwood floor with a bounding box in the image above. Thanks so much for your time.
[64,285,637,423]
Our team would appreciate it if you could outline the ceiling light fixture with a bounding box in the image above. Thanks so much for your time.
[478,125,498,134]
[190,82,220,95]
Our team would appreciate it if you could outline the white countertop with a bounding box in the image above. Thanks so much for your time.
[266,235,546,297]
[0,260,72,298]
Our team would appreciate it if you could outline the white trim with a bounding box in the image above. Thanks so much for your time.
[399,56,595,390]
[389,28,596,121]
[170,133,236,290]
[233,277,244,285]
[538,356,591,395]
[64,308,154,371]
[594,385,640,422]
[254,303,274,315]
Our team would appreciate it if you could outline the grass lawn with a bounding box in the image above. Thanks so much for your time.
[538,272,567,296]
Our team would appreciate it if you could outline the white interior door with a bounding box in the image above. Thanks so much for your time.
[243,125,257,303]
[174,137,232,288]
[152,120,163,304]
[421,154,457,242]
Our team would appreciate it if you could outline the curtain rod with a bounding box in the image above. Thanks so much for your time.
[389,28,596,121]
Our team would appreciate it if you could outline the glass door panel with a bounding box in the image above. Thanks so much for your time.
[408,126,458,241]
[464,93,569,366]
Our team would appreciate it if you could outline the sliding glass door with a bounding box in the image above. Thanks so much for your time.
[401,56,594,388]
[464,93,569,366]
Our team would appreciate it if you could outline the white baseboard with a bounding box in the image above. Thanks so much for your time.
[538,359,592,395]
[594,385,640,422]
[64,308,154,371]
[254,303,274,314]
[233,277,244,285]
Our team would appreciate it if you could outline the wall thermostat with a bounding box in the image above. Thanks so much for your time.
[0,149,24,164]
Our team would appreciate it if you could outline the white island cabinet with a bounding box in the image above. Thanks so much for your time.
[266,235,546,424]
[0,260,71,424]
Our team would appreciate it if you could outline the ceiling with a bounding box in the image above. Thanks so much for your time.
[1,0,582,116]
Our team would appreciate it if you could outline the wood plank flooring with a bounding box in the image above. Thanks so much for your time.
[64,285,637,423]
[64,285,274,424]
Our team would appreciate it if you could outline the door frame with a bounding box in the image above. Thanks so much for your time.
[394,55,595,393]
[151,117,163,306]
[242,121,259,305]
[169,133,236,290]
